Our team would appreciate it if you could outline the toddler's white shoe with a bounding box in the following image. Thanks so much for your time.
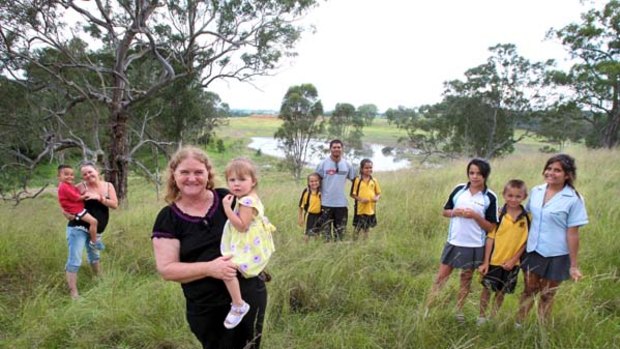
[224,302,250,329]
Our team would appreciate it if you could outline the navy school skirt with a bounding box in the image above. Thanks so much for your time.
[520,251,571,282]
[440,243,484,270]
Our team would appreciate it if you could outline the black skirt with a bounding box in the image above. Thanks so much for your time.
[353,214,377,230]
[481,265,520,293]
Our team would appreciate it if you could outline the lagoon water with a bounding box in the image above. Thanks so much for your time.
[248,137,411,171]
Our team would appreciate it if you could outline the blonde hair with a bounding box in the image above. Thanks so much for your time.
[164,146,216,203]
[503,179,528,197]
[225,157,259,188]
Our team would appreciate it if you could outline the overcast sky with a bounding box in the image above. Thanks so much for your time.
[209,0,598,113]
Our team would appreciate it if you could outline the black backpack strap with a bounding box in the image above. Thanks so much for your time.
[299,188,309,212]
[497,207,506,226]
[350,177,361,215]
[498,205,531,230]
[355,177,363,196]
[525,212,531,230]
[517,205,531,230]
[349,178,357,196]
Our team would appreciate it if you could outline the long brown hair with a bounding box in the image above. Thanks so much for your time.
[164,146,216,203]
[359,158,372,175]
[467,158,491,186]
[544,153,579,196]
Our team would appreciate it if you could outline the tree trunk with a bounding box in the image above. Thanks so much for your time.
[484,108,499,159]
[602,104,620,149]
[106,107,129,203]
[107,40,132,203]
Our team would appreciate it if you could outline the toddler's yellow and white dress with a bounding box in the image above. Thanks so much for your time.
[220,195,276,278]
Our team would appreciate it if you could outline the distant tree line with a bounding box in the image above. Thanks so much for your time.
[276,0,619,177]
[1,1,618,197]
[384,1,620,159]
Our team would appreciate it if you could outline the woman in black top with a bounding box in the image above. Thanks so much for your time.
[152,146,267,349]
[65,161,118,299]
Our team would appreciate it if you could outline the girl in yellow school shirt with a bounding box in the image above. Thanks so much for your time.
[350,159,381,240]
[298,172,322,242]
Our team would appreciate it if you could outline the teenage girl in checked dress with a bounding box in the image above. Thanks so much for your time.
[220,158,276,329]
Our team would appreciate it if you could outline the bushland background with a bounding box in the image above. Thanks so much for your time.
[1,117,618,349]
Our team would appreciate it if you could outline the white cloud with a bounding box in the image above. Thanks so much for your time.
[209,0,594,112]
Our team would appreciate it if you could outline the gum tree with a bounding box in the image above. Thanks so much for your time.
[328,102,365,150]
[441,43,550,158]
[0,0,319,201]
[547,0,620,148]
[275,83,323,179]
[386,44,550,160]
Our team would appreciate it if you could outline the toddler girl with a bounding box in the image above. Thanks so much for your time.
[220,158,276,329]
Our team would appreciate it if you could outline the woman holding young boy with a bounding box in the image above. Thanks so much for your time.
[64,161,118,299]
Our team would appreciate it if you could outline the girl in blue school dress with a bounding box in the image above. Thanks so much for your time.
[516,154,588,326]
[428,158,499,322]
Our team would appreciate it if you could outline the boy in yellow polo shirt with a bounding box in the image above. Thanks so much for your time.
[477,179,530,325]
[350,159,381,240]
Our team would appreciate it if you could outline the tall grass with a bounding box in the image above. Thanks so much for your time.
[1,146,618,348]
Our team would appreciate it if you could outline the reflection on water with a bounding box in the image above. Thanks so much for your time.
[247,137,411,171]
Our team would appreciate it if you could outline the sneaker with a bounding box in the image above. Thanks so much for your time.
[224,302,250,329]
[89,239,106,251]
[476,316,488,326]
[455,312,465,324]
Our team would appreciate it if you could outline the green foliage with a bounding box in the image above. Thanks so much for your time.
[441,43,550,158]
[215,138,226,153]
[532,102,591,150]
[275,84,324,179]
[356,104,379,126]
[386,105,448,162]
[0,78,38,158]
[133,77,230,146]
[328,102,365,150]
[547,0,620,148]
[0,0,321,201]
[387,44,551,160]
[0,76,96,201]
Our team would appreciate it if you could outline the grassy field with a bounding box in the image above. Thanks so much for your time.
[1,118,618,348]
